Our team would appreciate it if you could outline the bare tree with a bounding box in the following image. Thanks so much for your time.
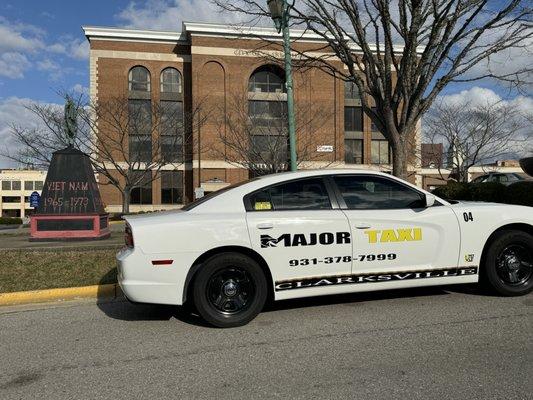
[215,0,532,178]
[2,94,204,213]
[213,92,334,175]
[424,100,529,182]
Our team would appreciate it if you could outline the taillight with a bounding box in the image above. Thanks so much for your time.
[124,224,134,248]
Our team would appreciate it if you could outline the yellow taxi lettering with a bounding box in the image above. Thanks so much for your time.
[364,228,423,244]
[380,230,398,243]
[364,230,379,243]
[396,228,414,241]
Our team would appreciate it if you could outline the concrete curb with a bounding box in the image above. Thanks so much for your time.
[0,284,123,306]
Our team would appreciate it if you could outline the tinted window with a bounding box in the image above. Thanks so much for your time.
[248,178,331,211]
[334,175,424,210]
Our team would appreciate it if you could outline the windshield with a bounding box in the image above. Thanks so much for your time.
[181,178,258,211]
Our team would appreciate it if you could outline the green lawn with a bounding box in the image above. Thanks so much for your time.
[0,248,119,293]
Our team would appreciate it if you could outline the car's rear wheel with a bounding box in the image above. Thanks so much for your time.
[192,252,267,328]
[483,230,533,296]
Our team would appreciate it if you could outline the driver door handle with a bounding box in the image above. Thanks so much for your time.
[355,223,371,229]
[257,223,273,230]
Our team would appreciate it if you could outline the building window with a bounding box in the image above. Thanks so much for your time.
[24,181,33,191]
[344,106,363,132]
[160,101,184,162]
[2,181,11,190]
[130,172,152,205]
[248,65,285,93]
[35,181,43,190]
[161,171,183,204]
[344,81,360,100]
[2,196,21,203]
[345,139,364,164]
[128,66,150,92]
[371,139,391,164]
[248,66,288,169]
[160,68,182,93]
[249,100,287,129]
[129,99,152,162]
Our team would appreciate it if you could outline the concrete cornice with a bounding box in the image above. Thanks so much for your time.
[82,26,188,43]
[83,22,424,54]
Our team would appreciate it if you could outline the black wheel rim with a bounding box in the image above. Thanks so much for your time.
[207,267,255,315]
[496,244,533,286]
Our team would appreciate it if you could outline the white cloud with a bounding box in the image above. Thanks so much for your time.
[68,39,89,60]
[437,87,533,114]
[116,0,236,30]
[0,17,44,53]
[0,97,61,168]
[430,87,533,158]
[0,52,31,79]
[72,84,88,95]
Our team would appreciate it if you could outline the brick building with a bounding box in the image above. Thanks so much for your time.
[83,22,421,212]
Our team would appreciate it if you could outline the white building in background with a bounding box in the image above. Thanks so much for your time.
[0,170,47,219]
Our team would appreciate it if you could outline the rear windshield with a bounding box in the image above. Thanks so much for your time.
[181,178,257,211]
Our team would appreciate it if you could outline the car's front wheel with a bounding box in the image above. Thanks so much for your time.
[192,252,267,328]
[483,230,533,296]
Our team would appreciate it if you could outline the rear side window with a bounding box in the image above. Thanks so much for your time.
[247,178,331,211]
[333,175,424,210]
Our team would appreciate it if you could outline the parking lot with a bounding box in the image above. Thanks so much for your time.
[0,285,530,400]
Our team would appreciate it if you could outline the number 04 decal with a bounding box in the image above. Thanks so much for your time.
[463,212,473,222]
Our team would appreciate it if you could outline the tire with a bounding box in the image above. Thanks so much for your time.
[192,252,267,328]
[482,230,533,296]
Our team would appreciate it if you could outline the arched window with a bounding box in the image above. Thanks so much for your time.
[160,68,182,93]
[128,66,150,92]
[344,80,364,164]
[248,65,288,173]
[248,65,285,93]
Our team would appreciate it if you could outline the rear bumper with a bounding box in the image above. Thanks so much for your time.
[116,247,186,305]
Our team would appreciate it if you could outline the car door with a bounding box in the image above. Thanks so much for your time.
[330,174,461,276]
[245,177,352,291]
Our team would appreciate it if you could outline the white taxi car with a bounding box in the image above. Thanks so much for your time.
[117,170,533,327]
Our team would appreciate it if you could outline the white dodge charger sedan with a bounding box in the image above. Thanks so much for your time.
[117,170,533,327]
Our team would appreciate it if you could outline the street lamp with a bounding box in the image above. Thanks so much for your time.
[267,0,297,172]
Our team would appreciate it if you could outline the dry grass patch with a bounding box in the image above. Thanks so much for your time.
[0,248,118,293]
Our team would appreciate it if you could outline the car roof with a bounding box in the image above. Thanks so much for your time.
[188,168,439,213]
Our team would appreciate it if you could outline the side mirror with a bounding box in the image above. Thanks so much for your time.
[425,194,436,207]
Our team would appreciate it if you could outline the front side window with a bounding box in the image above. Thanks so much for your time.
[161,171,183,204]
[247,178,331,211]
[129,66,151,92]
[333,175,424,210]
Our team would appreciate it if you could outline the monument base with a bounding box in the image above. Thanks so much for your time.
[29,214,110,241]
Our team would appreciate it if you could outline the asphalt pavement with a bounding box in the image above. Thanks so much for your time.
[0,284,531,400]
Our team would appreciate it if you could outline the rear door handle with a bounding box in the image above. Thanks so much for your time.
[355,223,371,229]
[257,223,273,230]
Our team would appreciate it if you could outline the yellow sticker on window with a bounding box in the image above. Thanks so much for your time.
[254,201,272,210]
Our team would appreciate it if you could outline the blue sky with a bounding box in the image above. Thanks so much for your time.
[0,1,132,103]
[0,0,531,167]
